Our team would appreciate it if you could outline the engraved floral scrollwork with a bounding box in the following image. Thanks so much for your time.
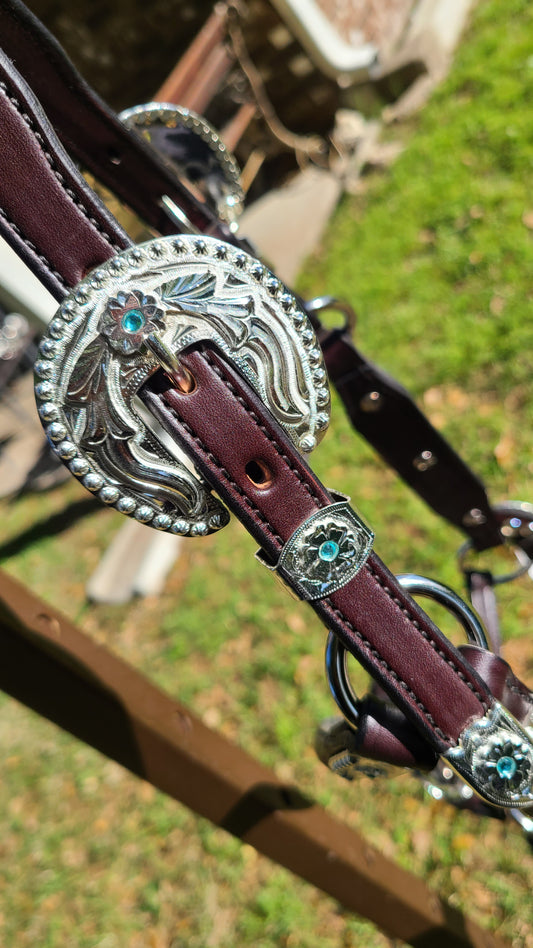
[445,702,533,808]
[474,735,532,796]
[100,289,165,355]
[300,522,363,588]
[276,502,374,600]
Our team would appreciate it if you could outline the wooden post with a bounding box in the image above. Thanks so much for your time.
[0,568,507,948]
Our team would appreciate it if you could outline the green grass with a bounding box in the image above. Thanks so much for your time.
[3,0,533,944]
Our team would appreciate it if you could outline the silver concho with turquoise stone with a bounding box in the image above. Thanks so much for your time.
[444,701,533,808]
[274,502,374,600]
[34,235,331,536]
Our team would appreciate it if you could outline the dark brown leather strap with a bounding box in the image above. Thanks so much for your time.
[2,0,519,563]
[0,8,529,773]
[320,328,503,551]
[0,47,131,300]
[140,347,496,754]
[342,696,439,771]
[352,644,533,771]
[0,0,243,246]
[465,570,502,654]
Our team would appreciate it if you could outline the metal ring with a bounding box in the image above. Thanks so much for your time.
[325,631,360,727]
[304,295,356,334]
[325,574,488,728]
[395,574,488,647]
[457,502,533,585]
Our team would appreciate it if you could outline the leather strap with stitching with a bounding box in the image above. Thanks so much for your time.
[350,643,533,771]
[0,18,530,771]
[0,0,242,245]
[140,349,494,753]
[319,328,504,552]
[0,0,512,554]
[0,46,130,299]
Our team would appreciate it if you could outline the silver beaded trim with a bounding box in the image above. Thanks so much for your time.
[120,102,245,226]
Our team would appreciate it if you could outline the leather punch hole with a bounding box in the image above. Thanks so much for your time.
[245,459,273,490]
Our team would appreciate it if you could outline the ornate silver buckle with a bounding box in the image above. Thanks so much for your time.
[34,235,331,536]
[120,103,245,231]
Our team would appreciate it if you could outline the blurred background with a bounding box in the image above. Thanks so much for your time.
[2,1,533,946]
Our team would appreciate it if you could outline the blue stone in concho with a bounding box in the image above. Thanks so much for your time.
[496,755,517,779]
[122,309,145,333]
[319,540,339,562]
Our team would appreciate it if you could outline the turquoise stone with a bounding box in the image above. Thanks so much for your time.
[122,308,145,333]
[319,540,339,562]
[496,755,517,779]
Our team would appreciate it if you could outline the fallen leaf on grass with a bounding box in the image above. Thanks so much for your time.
[490,295,505,315]
[276,760,295,782]
[502,638,533,679]
[40,893,61,912]
[148,929,167,948]
[138,780,156,803]
[203,707,221,729]
[411,828,432,859]
[423,385,471,410]
[467,881,495,912]
[287,612,306,633]
[294,654,314,686]
[446,386,471,409]
[60,838,87,868]
[494,432,515,469]
[451,832,476,854]
[450,865,467,887]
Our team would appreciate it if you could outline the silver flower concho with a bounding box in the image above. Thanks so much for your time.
[101,289,165,355]
[274,502,374,600]
[445,702,533,808]
[476,736,532,795]
[34,235,331,536]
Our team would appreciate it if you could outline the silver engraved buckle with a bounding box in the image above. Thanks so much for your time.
[34,235,330,536]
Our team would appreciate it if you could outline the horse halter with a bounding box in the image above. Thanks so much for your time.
[1,0,533,815]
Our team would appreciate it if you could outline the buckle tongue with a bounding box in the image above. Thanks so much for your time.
[34,235,330,535]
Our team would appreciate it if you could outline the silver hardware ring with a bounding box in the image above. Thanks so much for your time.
[326,574,488,728]
[304,296,357,334]
[457,501,533,585]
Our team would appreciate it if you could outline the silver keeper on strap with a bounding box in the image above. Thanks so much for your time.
[257,498,374,600]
